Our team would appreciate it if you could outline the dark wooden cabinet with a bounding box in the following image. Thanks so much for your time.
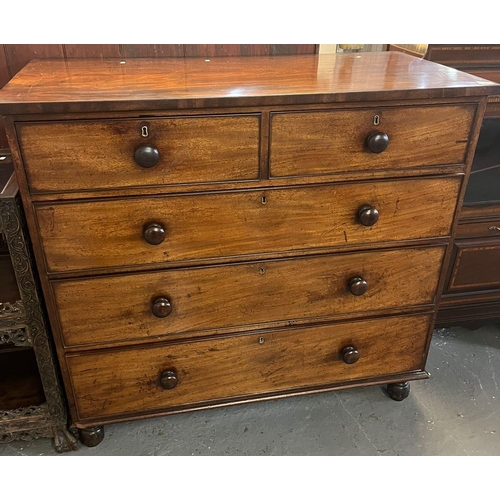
[0,159,76,451]
[421,45,500,327]
[0,52,497,447]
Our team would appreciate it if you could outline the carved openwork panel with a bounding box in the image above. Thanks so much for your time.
[0,300,24,317]
[0,326,31,347]
[0,191,72,450]
[0,404,52,443]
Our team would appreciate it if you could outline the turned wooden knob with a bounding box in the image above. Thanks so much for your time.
[134,144,160,168]
[143,223,165,245]
[159,369,178,390]
[342,346,360,364]
[357,205,379,226]
[152,297,172,318]
[366,132,389,153]
[349,277,368,296]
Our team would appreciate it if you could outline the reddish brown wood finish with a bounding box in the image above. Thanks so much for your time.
[0,44,318,149]
[0,45,318,81]
[64,45,122,59]
[270,105,475,176]
[17,115,260,193]
[52,246,445,348]
[0,49,9,148]
[34,178,460,274]
[0,49,9,88]
[0,52,495,435]
[119,45,185,58]
[67,314,431,420]
[0,53,497,115]
[3,44,65,78]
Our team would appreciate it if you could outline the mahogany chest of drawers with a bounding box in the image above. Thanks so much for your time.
[0,52,497,447]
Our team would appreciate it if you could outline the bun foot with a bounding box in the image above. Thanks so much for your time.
[79,426,105,447]
[386,381,410,401]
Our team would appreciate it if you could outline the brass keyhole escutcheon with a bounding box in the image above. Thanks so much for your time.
[258,337,265,344]
[141,125,149,138]
[373,115,380,126]
[259,266,266,275]
[261,195,267,205]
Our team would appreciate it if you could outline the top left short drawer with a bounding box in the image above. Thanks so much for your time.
[17,115,261,193]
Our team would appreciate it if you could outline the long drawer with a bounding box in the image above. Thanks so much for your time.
[67,314,431,420]
[270,105,475,177]
[17,115,261,193]
[36,177,460,273]
[53,246,445,347]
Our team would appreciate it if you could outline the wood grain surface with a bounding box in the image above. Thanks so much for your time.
[2,50,490,430]
[270,105,475,176]
[0,52,498,114]
[35,177,460,273]
[2,44,64,79]
[0,44,317,148]
[67,314,431,419]
[18,115,260,192]
[53,246,445,347]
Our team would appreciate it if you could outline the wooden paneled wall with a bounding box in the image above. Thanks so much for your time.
[0,44,318,150]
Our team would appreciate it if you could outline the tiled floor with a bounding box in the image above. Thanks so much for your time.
[1,324,499,456]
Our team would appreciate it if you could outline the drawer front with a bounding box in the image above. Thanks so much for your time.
[270,105,475,177]
[67,314,431,419]
[53,246,444,347]
[456,221,500,239]
[447,239,500,292]
[36,177,460,273]
[17,115,260,193]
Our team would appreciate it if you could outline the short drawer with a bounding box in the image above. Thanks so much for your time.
[447,239,500,293]
[53,246,444,347]
[456,220,500,239]
[270,105,475,177]
[36,177,460,273]
[67,314,431,419]
[17,115,260,193]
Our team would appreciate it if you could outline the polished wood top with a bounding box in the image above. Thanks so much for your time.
[0,52,499,114]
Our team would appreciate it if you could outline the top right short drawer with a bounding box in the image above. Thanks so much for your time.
[270,104,476,177]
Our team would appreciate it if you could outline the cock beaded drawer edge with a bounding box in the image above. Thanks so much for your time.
[0,52,498,447]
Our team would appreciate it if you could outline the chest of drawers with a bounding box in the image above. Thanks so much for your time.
[0,52,497,447]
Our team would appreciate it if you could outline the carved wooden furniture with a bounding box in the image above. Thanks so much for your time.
[0,52,497,447]
[0,157,77,451]
[421,45,500,327]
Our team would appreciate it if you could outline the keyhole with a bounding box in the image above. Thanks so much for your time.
[141,125,149,138]
[259,266,266,275]
[373,115,380,126]
[261,195,267,205]
[258,337,265,344]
